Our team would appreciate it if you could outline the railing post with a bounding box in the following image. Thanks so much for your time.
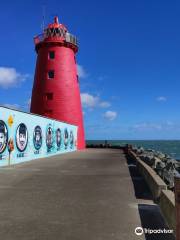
[175,176,180,239]
[124,144,132,155]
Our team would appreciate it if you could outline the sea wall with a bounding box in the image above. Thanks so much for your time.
[159,190,175,231]
[129,150,167,201]
[0,106,77,166]
[128,149,176,232]
[129,146,180,189]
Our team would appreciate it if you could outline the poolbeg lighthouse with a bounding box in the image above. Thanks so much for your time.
[30,16,85,149]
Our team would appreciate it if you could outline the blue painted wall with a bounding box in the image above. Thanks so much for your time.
[0,107,77,166]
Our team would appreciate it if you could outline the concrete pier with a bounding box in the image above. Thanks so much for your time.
[0,149,175,240]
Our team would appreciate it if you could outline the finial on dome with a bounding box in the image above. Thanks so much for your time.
[54,16,59,24]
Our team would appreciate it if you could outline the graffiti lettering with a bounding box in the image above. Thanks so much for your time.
[34,150,40,155]
[17,153,25,158]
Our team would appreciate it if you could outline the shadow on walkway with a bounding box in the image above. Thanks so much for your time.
[126,154,152,200]
[126,153,175,240]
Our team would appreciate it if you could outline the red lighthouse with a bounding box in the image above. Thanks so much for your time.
[30,16,85,149]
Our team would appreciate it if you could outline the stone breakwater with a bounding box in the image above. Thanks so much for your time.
[130,145,180,190]
[87,143,180,190]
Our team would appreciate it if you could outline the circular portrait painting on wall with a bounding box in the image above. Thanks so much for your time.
[33,126,42,150]
[16,123,28,152]
[46,126,53,150]
[56,128,61,148]
[69,130,74,148]
[64,128,69,148]
[0,120,8,154]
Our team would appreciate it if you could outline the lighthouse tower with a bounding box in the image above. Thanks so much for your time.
[30,16,85,149]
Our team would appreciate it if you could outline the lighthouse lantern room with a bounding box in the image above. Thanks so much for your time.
[30,16,85,149]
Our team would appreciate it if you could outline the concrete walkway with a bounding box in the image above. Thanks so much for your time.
[0,149,175,240]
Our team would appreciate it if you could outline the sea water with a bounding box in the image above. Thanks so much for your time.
[86,140,180,160]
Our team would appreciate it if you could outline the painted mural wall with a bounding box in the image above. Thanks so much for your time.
[0,107,77,167]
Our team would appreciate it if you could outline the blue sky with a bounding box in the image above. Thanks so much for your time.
[0,0,180,140]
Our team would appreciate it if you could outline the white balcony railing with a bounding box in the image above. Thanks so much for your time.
[34,31,78,47]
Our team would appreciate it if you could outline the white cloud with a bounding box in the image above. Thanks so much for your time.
[0,67,29,88]
[27,98,31,107]
[166,121,173,126]
[2,103,20,110]
[132,121,180,133]
[156,96,167,102]
[77,64,87,78]
[81,93,111,109]
[25,98,31,111]
[99,101,111,108]
[104,111,117,121]
[81,93,99,108]
[132,122,162,131]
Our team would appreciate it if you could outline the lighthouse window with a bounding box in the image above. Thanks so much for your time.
[45,93,53,100]
[55,28,60,34]
[48,70,54,79]
[49,51,55,59]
